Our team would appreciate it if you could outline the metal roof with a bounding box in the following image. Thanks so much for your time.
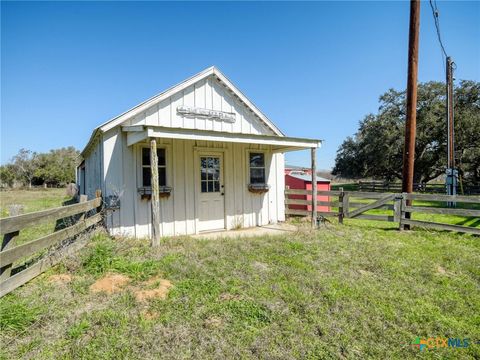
[286,172,330,183]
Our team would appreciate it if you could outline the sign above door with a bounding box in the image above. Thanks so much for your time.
[177,105,236,123]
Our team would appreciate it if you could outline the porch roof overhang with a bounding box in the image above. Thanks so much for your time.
[122,125,322,152]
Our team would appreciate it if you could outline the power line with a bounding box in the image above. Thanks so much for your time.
[429,0,448,59]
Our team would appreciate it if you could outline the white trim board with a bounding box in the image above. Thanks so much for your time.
[123,126,321,151]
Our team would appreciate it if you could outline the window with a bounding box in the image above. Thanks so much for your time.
[142,148,166,187]
[200,156,220,193]
[249,152,265,184]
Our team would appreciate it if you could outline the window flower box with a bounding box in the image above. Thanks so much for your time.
[248,183,270,194]
[138,186,172,200]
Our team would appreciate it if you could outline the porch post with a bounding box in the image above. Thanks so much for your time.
[150,138,161,246]
[311,148,317,228]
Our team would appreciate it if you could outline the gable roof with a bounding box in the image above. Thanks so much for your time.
[82,66,284,155]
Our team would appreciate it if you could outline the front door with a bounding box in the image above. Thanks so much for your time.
[198,154,225,232]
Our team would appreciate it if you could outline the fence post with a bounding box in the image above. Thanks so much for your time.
[393,194,402,225]
[95,190,103,229]
[311,148,317,228]
[399,192,407,230]
[338,187,344,224]
[95,190,102,211]
[0,206,22,282]
[78,195,88,221]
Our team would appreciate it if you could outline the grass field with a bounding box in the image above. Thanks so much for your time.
[1,189,479,359]
[0,188,72,246]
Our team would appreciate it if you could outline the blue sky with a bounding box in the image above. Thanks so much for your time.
[1,1,479,169]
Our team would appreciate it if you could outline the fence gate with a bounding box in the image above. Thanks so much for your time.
[343,193,398,222]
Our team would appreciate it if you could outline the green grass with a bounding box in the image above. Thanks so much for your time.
[81,233,162,280]
[331,182,360,191]
[0,294,45,332]
[0,189,74,272]
[0,188,73,247]
[1,188,478,358]
[1,222,478,359]
[0,188,69,216]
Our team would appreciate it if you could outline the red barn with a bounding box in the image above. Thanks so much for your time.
[285,167,331,213]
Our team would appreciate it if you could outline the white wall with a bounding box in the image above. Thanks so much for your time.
[84,72,287,238]
[126,75,276,136]
[99,134,285,238]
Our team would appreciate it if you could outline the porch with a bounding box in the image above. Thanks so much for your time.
[122,125,322,244]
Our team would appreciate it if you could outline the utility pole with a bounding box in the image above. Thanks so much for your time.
[445,56,457,202]
[401,0,420,228]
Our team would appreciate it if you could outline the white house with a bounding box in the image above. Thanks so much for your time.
[78,66,321,239]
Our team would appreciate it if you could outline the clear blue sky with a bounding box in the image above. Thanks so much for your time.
[1,1,479,169]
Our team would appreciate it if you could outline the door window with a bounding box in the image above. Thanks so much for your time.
[200,157,220,193]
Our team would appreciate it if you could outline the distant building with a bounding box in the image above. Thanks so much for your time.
[285,167,331,213]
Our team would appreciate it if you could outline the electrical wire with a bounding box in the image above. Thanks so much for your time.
[429,0,449,59]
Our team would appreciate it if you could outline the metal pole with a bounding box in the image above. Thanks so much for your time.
[401,0,420,229]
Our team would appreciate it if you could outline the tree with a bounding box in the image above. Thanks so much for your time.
[34,147,80,186]
[454,81,480,184]
[11,149,38,187]
[0,164,16,187]
[332,81,480,184]
[3,147,80,188]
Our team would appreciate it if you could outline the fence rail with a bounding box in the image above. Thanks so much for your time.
[358,181,480,195]
[0,192,103,297]
[284,189,480,235]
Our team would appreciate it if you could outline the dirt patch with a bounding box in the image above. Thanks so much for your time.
[252,261,269,272]
[358,269,373,276]
[204,317,223,328]
[89,273,131,294]
[48,274,73,284]
[133,279,172,303]
[143,276,170,288]
[436,265,448,275]
[141,311,159,320]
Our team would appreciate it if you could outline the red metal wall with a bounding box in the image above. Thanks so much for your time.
[285,174,331,212]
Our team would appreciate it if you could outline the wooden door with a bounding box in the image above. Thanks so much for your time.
[198,154,225,232]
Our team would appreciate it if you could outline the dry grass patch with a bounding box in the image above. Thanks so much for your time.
[48,274,73,284]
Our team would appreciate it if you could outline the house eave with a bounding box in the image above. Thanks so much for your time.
[80,128,102,158]
[123,125,321,151]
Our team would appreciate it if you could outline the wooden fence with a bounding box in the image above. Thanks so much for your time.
[358,181,445,193]
[0,191,103,297]
[358,180,480,195]
[285,189,480,235]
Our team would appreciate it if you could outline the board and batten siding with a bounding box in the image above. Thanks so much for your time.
[101,131,285,238]
[125,75,275,136]
[84,137,103,201]
[84,70,288,239]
